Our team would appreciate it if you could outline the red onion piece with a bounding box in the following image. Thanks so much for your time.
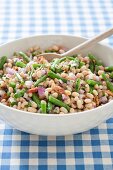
[101,96,107,104]
[13,58,21,62]
[59,79,63,84]
[41,70,47,75]
[68,72,76,80]
[6,68,15,75]
[25,81,33,88]
[18,68,26,73]
[38,86,45,98]
[62,94,68,100]
[6,74,12,78]
[27,61,34,66]
[79,89,84,94]
[95,76,100,81]
[67,81,71,85]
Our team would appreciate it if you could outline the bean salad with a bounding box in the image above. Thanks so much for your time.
[0,45,113,114]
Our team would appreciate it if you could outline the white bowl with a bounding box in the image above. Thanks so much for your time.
[0,35,113,136]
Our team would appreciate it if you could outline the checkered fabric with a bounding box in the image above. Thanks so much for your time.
[0,0,113,169]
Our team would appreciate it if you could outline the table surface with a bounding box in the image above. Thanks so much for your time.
[0,0,113,170]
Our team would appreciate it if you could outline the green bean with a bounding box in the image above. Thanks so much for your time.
[0,56,7,69]
[13,52,18,56]
[16,61,26,68]
[32,63,43,69]
[57,94,62,100]
[89,61,95,73]
[29,68,34,80]
[79,61,85,68]
[49,96,70,111]
[75,78,81,92]
[28,101,32,107]
[86,79,101,86]
[88,53,97,61]
[50,57,67,72]
[55,68,63,73]
[34,75,47,86]
[7,92,11,97]
[32,93,40,108]
[9,82,16,88]
[13,88,16,93]
[32,50,41,56]
[68,57,79,67]
[105,66,113,72]
[51,56,76,65]
[14,89,26,98]
[101,73,113,92]
[47,102,53,113]
[41,100,47,113]
[88,54,103,73]
[89,86,94,94]
[10,101,17,107]
[109,72,113,79]
[50,56,78,72]
[19,51,30,63]
[95,65,100,72]
[50,58,64,72]
[102,73,108,81]
[73,59,79,67]
[15,72,24,83]
[106,81,113,92]
[48,70,67,83]
[51,58,59,72]
[71,55,78,58]
[88,54,103,66]
[45,49,56,53]
[59,56,77,62]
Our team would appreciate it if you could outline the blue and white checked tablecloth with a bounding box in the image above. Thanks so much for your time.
[0,0,113,169]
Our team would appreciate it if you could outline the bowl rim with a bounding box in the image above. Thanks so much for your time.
[0,34,113,117]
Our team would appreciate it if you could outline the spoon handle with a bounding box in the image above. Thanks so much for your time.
[61,28,113,56]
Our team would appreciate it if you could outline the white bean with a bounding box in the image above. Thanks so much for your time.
[86,93,94,99]
[84,99,92,103]
[77,100,83,109]
[60,107,68,114]
[72,92,79,97]
[93,90,98,96]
